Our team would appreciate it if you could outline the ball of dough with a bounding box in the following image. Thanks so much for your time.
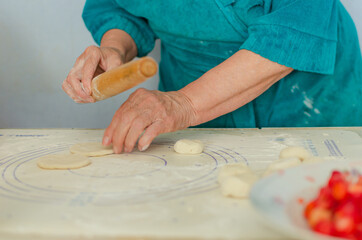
[263,157,301,177]
[279,146,312,161]
[217,163,251,183]
[219,173,258,199]
[174,139,204,154]
[37,154,91,170]
[70,142,113,157]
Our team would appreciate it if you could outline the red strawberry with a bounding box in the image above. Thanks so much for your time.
[334,202,357,236]
[308,207,332,228]
[317,186,335,208]
[304,170,362,239]
[329,171,345,187]
[305,200,317,219]
[313,219,334,235]
[332,181,348,201]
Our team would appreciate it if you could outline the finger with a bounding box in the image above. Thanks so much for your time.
[112,111,139,154]
[68,54,97,102]
[62,81,81,102]
[102,105,129,146]
[66,67,89,101]
[138,121,164,152]
[67,74,90,102]
[82,56,100,97]
[103,112,122,146]
[124,118,151,153]
[112,120,131,154]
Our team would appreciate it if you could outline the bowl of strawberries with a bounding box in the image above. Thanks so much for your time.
[250,160,362,240]
[304,170,362,239]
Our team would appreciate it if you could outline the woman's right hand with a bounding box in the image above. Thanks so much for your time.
[62,46,126,103]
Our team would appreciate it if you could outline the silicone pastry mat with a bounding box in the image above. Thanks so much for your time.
[0,128,361,239]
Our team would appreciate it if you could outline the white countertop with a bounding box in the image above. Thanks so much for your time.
[0,127,361,240]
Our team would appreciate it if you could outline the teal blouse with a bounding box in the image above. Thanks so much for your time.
[83,0,362,127]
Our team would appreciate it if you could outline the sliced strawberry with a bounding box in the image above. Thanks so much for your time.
[334,215,355,236]
[305,200,317,219]
[317,187,335,208]
[349,183,362,196]
[354,223,362,240]
[332,181,348,201]
[313,219,334,235]
[357,176,362,186]
[334,202,358,236]
[308,207,332,228]
[304,170,361,239]
[328,171,345,187]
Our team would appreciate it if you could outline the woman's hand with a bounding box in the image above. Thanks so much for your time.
[62,46,126,103]
[62,29,137,103]
[103,88,197,153]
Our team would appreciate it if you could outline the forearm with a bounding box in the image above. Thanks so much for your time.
[100,29,138,62]
[179,50,293,126]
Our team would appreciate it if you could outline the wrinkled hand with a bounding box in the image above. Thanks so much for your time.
[103,88,197,153]
[62,46,126,103]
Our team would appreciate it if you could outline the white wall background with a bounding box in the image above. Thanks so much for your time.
[0,0,361,129]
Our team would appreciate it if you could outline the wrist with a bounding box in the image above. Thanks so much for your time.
[176,90,199,127]
[100,29,137,62]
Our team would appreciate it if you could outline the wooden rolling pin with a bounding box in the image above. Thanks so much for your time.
[91,57,158,101]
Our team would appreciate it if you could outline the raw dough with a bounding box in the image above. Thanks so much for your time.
[263,157,301,177]
[219,173,258,199]
[304,156,324,163]
[70,142,113,157]
[218,163,257,199]
[174,139,204,154]
[279,146,312,161]
[217,163,251,183]
[37,154,91,170]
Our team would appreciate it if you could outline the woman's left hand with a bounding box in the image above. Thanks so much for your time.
[103,88,197,153]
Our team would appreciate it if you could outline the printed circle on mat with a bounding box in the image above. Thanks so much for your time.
[0,142,247,206]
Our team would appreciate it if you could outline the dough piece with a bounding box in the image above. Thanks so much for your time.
[303,156,324,163]
[219,173,258,199]
[263,157,301,177]
[174,139,204,154]
[279,146,312,161]
[218,163,257,198]
[70,142,113,157]
[217,163,251,183]
[37,154,91,170]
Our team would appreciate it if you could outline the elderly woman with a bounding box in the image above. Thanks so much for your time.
[63,0,362,153]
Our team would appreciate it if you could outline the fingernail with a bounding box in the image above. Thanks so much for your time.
[114,147,120,154]
[140,144,150,152]
[103,136,110,145]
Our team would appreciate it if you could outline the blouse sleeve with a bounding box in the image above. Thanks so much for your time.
[82,0,156,57]
[240,0,338,74]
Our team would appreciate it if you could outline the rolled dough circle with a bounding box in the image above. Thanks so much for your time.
[174,139,204,154]
[70,142,114,157]
[37,154,91,170]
